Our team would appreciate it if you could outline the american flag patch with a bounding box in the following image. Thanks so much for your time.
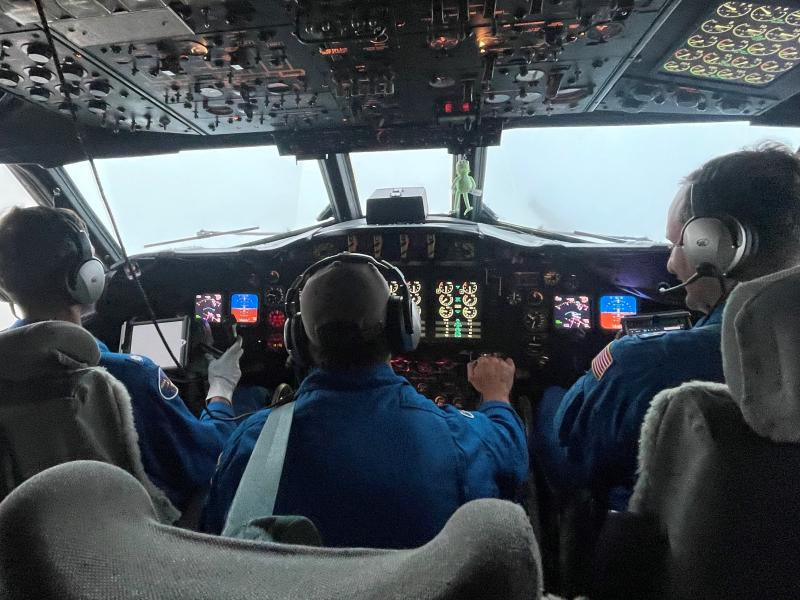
[591,343,614,380]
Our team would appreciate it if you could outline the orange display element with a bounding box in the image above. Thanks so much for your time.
[231,293,259,324]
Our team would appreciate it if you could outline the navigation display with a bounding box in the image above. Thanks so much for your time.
[230,293,259,324]
[434,280,481,339]
[553,295,592,330]
[195,293,223,323]
[599,295,638,330]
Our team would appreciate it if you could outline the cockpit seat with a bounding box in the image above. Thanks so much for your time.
[597,264,800,600]
[0,460,542,600]
[0,321,177,523]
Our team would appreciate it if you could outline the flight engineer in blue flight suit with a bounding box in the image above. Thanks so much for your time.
[533,145,800,510]
[0,206,243,513]
[202,254,529,548]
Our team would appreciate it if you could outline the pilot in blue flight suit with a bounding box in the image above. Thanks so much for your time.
[0,206,243,512]
[202,254,529,548]
[533,146,800,510]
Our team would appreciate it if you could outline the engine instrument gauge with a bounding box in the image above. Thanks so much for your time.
[264,286,284,305]
[435,279,481,340]
[523,310,548,333]
[663,2,800,86]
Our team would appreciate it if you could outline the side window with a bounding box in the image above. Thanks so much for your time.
[0,165,37,329]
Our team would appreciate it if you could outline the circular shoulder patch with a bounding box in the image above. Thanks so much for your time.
[459,409,475,419]
[158,369,180,400]
[128,355,144,363]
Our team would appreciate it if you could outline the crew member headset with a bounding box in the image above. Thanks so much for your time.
[284,252,422,368]
[660,168,755,294]
[63,218,107,305]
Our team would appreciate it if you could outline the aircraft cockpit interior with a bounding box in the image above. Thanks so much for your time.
[2,0,800,597]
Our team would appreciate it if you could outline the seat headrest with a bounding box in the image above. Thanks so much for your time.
[0,321,100,381]
[722,263,800,442]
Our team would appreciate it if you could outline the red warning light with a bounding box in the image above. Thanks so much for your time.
[444,101,454,114]
[268,309,286,330]
[461,101,471,113]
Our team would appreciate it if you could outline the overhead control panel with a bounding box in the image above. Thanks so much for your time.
[1,0,799,156]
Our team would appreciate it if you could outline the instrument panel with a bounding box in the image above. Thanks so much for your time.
[93,227,675,411]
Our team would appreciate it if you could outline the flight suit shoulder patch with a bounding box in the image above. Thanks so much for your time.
[158,368,179,400]
[591,342,614,381]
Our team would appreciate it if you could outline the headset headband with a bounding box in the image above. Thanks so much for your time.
[285,252,415,336]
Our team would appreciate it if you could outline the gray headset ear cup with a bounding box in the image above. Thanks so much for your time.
[385,296,421,354]
[682,216,749,276]
[284,312,312,368]
[67,257,106,305]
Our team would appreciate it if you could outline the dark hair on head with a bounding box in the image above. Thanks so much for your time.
[309,321,391,370]
[681,143,800,274]
[0,206,86,309]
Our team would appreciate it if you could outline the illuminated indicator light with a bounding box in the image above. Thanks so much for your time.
[268,309,287,329]
[319,47,348,56]
[461,101,471,112]
[662,2,800,86]
[444,101,454,114]
[266,333,285,350]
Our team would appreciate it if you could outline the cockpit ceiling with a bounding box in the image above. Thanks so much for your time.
[0,0,799,162]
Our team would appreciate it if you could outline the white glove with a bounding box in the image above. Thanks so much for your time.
[206,337,243,402]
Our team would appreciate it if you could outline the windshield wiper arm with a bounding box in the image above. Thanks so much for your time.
[572,230,652,243]
[143,226,279,249]
[491,220,594,244]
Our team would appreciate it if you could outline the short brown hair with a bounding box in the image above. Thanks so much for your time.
[0,206,87,309]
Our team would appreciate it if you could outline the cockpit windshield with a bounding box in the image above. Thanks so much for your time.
[63,146,328,254]
[59,121,800,254]
[484,122,800,242]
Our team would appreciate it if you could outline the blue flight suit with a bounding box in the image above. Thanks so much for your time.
[11,320,236,512]
[201,363,529,548]
[532,306,724,510]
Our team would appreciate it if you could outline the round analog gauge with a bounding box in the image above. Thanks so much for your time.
[462,306,477,320]
[761,60,794,74]
[787,10,800,27]
[408,281,422,295]
[438,294,453,307]
[265,286,284,305]
[690,64,716,77]
[688,34,719,49]
[766,27,799,43]
[779,46,800,60]
[702,19,735,34]
[529,290,544,305]
[716,37,749,53]
[506,291,522,306]
[388,281,400,295]
[715,68,745,80]
[733,23,768,39]
[543,271,561,287]
[564,274,579,292]
[439,306,454,319]
[747,42,781,56]
[717,2,753,19]
[703,51,723,65]
[461,282,477,295]
[436,281,454,295]
[523,310,547,332]
[411,295,422,306]
[731,55,763,69]
[744,72,775,84]
[751,5,789,22]
[462,294,477,307]
[675,48,705,61]
[663,60,691,72]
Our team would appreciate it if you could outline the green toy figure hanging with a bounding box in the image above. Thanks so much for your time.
[452,157,476,216]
